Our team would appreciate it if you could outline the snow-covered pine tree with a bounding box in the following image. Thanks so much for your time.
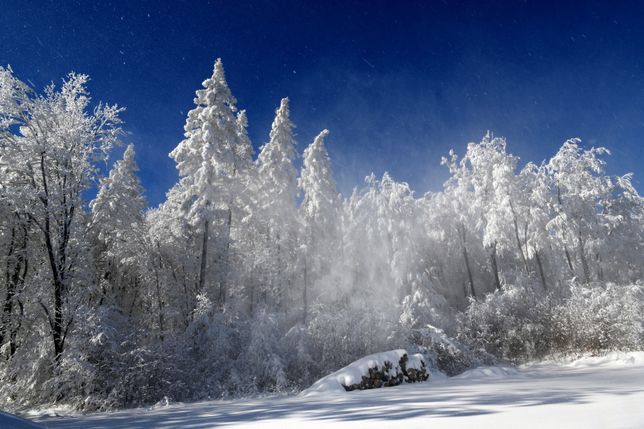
[234,109,254,174]
[257,98,298,213]
[90,144,147,311]
[91,145,147,257]
[256,97,298,309]
[299,129,340,323]
[230,108,263,312]
[145,182,199,338]
[169,58,241,302]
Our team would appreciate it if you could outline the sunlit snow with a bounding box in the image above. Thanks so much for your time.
[31,353,644,429]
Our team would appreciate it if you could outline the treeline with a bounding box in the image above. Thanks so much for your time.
[0,60,642,410]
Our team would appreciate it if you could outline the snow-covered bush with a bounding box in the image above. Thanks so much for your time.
[408,325,495,376]
[458,285,552,361]
[231,310,288,394]
[551,283,643,353]
[458,282,644,362]
[305,303,400,379]
[0,328,56,410]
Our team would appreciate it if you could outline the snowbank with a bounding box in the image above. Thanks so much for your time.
[301,349,428,396]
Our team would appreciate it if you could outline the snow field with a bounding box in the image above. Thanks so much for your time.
[30,352,644,429]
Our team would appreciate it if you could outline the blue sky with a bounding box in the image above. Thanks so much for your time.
[2,1,643,205]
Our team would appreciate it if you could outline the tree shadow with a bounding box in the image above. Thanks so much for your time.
[34,367,644,428]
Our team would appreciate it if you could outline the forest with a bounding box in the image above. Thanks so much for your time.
[0,59,642,411]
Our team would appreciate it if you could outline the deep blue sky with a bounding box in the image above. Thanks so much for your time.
[2,0,643,205]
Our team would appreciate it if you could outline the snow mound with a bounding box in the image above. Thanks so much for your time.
[453,365,520,380]
[301,349,428,396]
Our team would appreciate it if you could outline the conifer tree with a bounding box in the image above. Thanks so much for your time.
[299,129,339,323]
[91,145,147,258]
[90,144,147,311]
[169,58,240,298]
[256,98,298,308]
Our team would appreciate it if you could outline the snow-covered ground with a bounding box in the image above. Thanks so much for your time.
[27,352,644,429]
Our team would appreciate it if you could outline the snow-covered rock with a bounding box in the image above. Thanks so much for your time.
[301,349,429,396]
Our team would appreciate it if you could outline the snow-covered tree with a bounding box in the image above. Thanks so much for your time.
[546,139,612,283]
[0,154,32,359]
[440,149,483,298]
[234,109,254,174]
[169,58,242,301]
[257,98,298,217]
[0,68,122,363]
[298,129,340,323]
[515,170,552,281]
[90,144,147,317]
[256,97,298,308]
[91,145,147,263]
[600,173,644,282]
[1,62,642,412]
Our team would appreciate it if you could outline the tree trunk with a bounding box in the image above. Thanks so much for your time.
[578,233,591,284]
[275,230,282,309]
[534,249,548,291]
[509,201,528,272]
[302,257,308,325]
[0,226,17,350]
[42,214,67,364]
[0,221,28,357]
[463,245,476,298]
[458,223,476,299]
[8,299,23,358]
[198,219,209,294]
[153,257,165,342]
[128,277,140,318]
[249,277,255,316]
[490,242,502,291]
[34,152,73,364]
[564,246,575,274]
[596,253,604,282]
[219,208,233,306]
[556,182,576,276]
